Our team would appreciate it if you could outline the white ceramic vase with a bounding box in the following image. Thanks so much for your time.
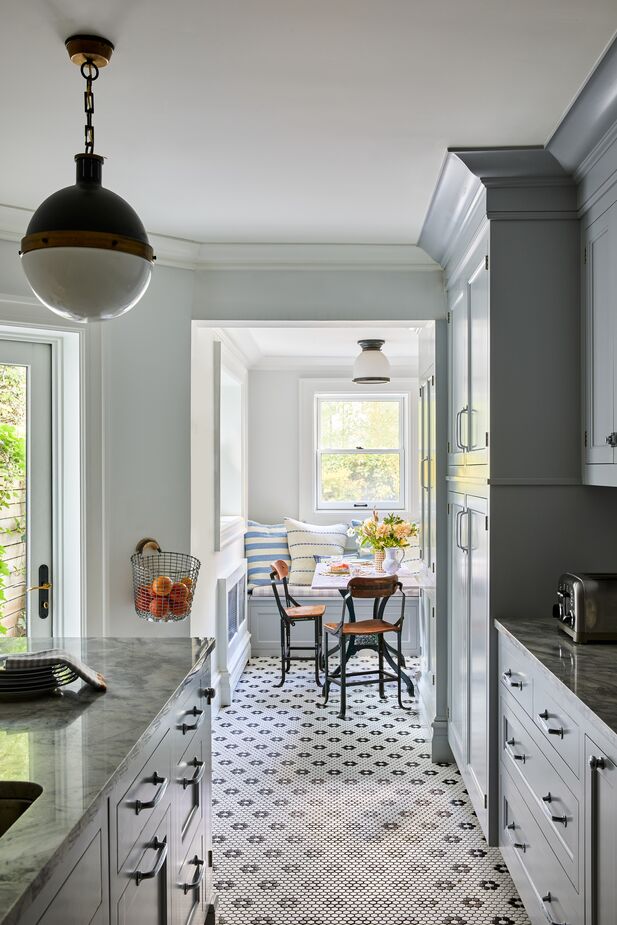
[382,547,405,575]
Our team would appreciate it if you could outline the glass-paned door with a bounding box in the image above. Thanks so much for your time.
[0,341,52,638]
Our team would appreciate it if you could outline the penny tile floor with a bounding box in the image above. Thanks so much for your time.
[212,656,530,925]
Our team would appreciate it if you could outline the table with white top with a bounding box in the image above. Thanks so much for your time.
[311,561,418,695]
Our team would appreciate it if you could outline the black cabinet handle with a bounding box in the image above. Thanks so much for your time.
[542,793,552,803]
[541,891,568,925]
[539,710,549,720]
[513,842,526,852]
[539,710,564,738]
[135,772,168,815]
[503,669,523,690]
[182,706,205,735]
[201,687,216,705]
[182,855,206,894]
[551,815,568,827]
[505,739,525,763]
[182,757,205,789]
[135,836,168,885]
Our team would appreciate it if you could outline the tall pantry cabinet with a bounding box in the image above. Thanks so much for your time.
[419,147,617,844]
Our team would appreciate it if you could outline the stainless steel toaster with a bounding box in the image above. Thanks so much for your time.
[553,572,617,643]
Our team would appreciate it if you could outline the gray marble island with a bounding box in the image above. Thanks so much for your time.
[495,616,617,925]
[0,636,216,925]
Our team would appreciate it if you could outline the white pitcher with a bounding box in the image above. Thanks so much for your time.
[382,547,405,575]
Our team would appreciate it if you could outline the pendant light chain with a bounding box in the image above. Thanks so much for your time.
[80,59,99,154]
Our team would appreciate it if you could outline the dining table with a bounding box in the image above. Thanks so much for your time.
[311,560,419,695]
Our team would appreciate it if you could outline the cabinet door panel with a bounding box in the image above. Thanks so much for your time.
[585,212,615,465]
[428,374,437,572]
[419,379,431,565]
[448,288,468,466]
[467,257,489,464]
[586,735,617,925]
[448,491,468,763]
[467,495,489,807]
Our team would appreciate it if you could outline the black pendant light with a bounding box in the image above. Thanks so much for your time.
[20,35,155,322]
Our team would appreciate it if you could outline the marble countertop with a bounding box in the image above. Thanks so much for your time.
[495,616,617,742]
[0,635,214,924]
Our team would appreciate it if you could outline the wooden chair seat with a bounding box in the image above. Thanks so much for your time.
[325,618,401,636]
[286,604,326,620]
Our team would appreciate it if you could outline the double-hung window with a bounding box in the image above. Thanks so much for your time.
[315,394,406,511]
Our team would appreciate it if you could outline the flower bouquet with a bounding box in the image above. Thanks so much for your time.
[350,511,418,572]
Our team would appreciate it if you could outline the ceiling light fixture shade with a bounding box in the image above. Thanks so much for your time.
[352,339,391,384]
[19,36,155,322]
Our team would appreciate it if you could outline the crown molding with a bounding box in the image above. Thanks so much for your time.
[248,354,417,372]
[547,34,617,174]
[0,204,439,272]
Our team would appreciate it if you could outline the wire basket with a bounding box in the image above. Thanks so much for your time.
[131,538,201,623]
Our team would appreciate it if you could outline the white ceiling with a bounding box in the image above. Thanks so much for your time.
[224,325,422,369]
[1,1,616,245]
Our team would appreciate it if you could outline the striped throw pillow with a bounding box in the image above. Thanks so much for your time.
[284,518,348,586]
[245,521,290,591]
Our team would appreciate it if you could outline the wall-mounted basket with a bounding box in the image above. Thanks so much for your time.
[131,538,201,623]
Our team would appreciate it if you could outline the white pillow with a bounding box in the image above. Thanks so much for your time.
[284,518,348,586]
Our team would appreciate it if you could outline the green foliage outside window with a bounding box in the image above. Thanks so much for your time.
[0,365,27,635]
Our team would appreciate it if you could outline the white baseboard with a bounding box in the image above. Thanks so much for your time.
[218,628,251,707]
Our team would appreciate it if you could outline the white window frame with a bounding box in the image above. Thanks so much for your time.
[213,334,248,551]
[299,378,417,523]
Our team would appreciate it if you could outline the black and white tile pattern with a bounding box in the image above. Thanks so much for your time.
[212,656,529,925]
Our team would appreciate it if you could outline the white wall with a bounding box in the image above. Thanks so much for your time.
[247,366,419,526]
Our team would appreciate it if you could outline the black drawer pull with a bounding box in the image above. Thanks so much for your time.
[135,772,169,815]
[182,855,206,894]
[506,822,516,830]
[551,815,568,827]
[542,793,552,803]
[539,710,549,720]
[513,753,526,762]
[548,727,564,738]
[182,706,205,735]
[182,757,205,789]
[541,891,568,925]
[201,687,216,705]
[135,836,168,885]
[513,842,526,852]
[589,755,605,771]
[506,738,516,747]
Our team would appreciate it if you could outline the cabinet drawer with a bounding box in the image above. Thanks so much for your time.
[116,806,172,925]
[116,731,171,872]
[176,733,205,850]
[500,768,582,925]
[498,634,534,716]
[533,680,580,778]
[175,827,207,925]
[500,699,580,887]
[171,675,210,762]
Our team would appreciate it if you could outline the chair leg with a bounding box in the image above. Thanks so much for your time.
[285,623,291,672]
[322,632,330,703]
[338,634,347,720]
[378,634,386,700]
[314,617,322,686]
[275,620,286,688]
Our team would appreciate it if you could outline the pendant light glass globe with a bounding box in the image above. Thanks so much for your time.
[352,339,391,383]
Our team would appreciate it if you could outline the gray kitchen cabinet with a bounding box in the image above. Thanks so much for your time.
[447,233,489,470]
[419,374,436,573]
[585,732,617,925]
[20,806,109,925]
[583,203,617,482]
[448,488,490,838]
[116,808,172,925]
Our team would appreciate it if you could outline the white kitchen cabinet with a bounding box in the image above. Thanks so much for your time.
[584,204,617,476]
[418,587,437,725]
[419,375,436,574]
[448,488,490,838]
[448,237,489,469]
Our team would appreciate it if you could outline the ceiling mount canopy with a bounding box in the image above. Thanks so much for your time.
[352,339,391,384]
[19,34,155,323]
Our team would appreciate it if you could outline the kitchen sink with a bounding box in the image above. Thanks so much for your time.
[0,782,42,837]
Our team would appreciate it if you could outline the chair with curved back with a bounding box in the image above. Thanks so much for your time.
[323,574,408,719]
[269,559,326,688]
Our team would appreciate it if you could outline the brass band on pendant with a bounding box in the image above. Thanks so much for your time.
[20,230,155,262]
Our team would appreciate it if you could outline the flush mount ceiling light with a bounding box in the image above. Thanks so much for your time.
[19,35,155,322]
[352,339,391,384]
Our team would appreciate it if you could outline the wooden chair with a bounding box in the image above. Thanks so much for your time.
[269,559,325,688]
[323,574,409,719]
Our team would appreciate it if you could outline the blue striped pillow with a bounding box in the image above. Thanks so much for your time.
[245,521,290,591]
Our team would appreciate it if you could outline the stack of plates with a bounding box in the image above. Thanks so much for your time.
[0,661,78,701]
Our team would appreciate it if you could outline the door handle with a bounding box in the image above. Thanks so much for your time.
[135,836,168,885]
[455,408,466,450]
[27,565,50,619]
